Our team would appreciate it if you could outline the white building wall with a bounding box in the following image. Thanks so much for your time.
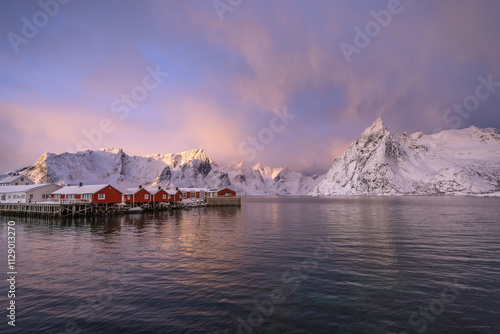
[26,184,62,203]
[0,184,61,203]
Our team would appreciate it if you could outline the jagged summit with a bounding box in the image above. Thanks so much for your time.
[252,163,265,171]
[66,147,212,163]
[145,148,212,165]
[360,117,388,137]
[311,119,500,196]
[232,161,245,169]
[12,148,322,195]
[178,148,212,163]
[97,148,124,154]
[7,119,499,197]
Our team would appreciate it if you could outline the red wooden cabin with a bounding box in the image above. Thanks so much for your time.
[148,187,170,203]
[165,189,183,202]
[122,186,151,204]
[217,188,236,197]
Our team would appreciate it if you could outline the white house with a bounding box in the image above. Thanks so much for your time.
[206,188,219,198]
[0,173,34,186]
[0,184,62,203]
[179,188,208,199]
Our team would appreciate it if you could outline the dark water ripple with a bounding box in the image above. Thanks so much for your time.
[0,196,499,333]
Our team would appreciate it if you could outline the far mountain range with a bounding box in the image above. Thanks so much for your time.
[3,119,500,196]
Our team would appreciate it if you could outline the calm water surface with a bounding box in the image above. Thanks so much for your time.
[1,196,499,333]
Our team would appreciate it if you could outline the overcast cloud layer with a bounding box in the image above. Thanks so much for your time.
[1,0,500,174]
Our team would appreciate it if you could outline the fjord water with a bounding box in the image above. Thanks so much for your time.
[1,197,499,334]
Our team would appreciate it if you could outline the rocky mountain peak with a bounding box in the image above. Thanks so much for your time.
[311,119,500,196]
[178,148,212,164]
[360,117,388,137]
[97,148,124,154]
[10,147,321,196]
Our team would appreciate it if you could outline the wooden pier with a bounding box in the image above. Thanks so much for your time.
[0,202,123,218]
[0,197,241,218]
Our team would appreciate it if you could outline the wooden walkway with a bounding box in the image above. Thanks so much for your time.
[0,198,241,217]
[0,202,121,218]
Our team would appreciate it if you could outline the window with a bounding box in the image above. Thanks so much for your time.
[98,193,105,200]
[127,195,131,200]
[84,194,92,200]
[182,192,187,198]
[15,183,18,185]
[200,192,205,198]
[163,194,166,199]
[191,192,196,198]
[21,194,26,199]
[1,195,5,201]
[145,194,149,200]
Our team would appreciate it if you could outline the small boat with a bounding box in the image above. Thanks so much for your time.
[128,207,143,212]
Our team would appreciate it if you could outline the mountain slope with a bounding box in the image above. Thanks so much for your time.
[310,118,500,196]
[216,162,322,195]
[11,148,321,195]
[5,119,499,196]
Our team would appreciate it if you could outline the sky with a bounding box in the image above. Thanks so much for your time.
[1,0,500,175]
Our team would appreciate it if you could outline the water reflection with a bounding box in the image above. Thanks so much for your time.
[1,197,499,333]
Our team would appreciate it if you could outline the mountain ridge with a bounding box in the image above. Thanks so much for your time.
[3,148,321,195]
[3,120,500,196]
[310,119,500,196]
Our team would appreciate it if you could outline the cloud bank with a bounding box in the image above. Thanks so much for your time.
[1,0,499,174]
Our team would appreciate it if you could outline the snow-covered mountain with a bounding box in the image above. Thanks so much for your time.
[4,119,499,196]
[217,161,322,195]
[6,148,321,195]
[310,118,500,196]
